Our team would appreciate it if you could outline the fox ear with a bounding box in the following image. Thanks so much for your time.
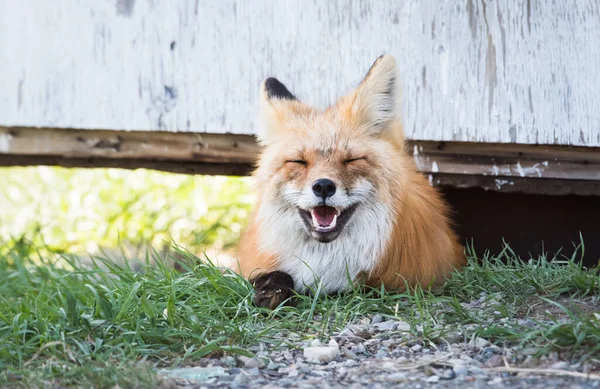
[346,54,401,134]
[263,77,296,101]
[256,77,297,144]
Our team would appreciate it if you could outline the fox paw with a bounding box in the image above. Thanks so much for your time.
[251,271,295,309]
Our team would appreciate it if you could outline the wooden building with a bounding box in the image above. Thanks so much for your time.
[1,1,599,264]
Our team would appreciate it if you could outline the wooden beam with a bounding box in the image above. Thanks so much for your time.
[412,141,600,181]
[2,126,600,195]
[0,155,254,177]
[0,126,260,164]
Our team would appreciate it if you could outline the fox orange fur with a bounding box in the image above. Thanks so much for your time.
[235,54,464,304]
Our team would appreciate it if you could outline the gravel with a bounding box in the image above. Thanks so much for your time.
[157,308,600,389]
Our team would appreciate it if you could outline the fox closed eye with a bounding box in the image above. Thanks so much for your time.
[285,159,307,165]
[344,157,367,164]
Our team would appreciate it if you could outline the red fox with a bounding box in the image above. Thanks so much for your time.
[236,54,465,308]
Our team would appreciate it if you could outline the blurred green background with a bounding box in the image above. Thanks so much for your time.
[0,167,253,257]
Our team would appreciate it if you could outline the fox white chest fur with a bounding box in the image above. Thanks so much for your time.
[256,196,393,293]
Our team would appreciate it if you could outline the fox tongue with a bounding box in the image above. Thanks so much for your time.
[312,206,337,226]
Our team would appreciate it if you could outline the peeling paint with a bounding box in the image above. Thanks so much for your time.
[0,2,598,146]
[491,164,511,176]
[494,179,514,189]
[490,161,547,178]
[515,162,525,177]
[519,162,545,177]
[431,161,439,173]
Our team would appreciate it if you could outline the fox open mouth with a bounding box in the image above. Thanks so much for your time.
[299,204,358,242]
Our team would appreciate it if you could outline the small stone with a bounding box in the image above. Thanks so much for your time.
[373,320,397,331]
[381,339,395,348]
[341,347,358,360]
[283,351,294,361]
[484,345,501,355]
[426,375,440,383]
[277,378,293,386]
[303,346,340,363]
[411,344,422,352]
[338,328,355,338]
[390,349,404,358]
[266,362,280,370]
[220,356,236,368]
[309,339,322,347]
[364,338,381,347]
[244,357,264,369]
[157,367,226,381]
[386,373,408,383]
[353,328,371,341]
[376,349,389,359]
[518,319,537,328]
[234,372,251,384]
[423,365,438,376]
[288,369,299,378]
[452,364,468,377]
[520,347,539,356]
[355,343,367,354]
[440,369,456,380]
[468,337,490,348]
[371,314,384,324]
[237,355,250,364]
[484,355,504,368]
[521,356,538,368]
[550,361,569,370]
[395,320,411,331]
[343,359,358,367]
[358,317,371,325]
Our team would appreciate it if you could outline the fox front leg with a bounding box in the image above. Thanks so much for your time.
[250,271,295,309]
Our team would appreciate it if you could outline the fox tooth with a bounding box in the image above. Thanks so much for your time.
[311,210,319,227]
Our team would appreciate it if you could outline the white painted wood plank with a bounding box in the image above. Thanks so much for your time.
[1,0,599,146]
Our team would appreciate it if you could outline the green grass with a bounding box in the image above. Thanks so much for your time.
[0,167,253,256]
[0,237,598,388]
[1,167,599,387]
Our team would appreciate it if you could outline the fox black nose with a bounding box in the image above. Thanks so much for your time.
[312,178,336,198]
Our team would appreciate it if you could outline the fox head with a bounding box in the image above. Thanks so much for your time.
[253,54,411,246]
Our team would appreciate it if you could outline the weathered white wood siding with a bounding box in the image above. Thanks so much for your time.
[1,0,599,146]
